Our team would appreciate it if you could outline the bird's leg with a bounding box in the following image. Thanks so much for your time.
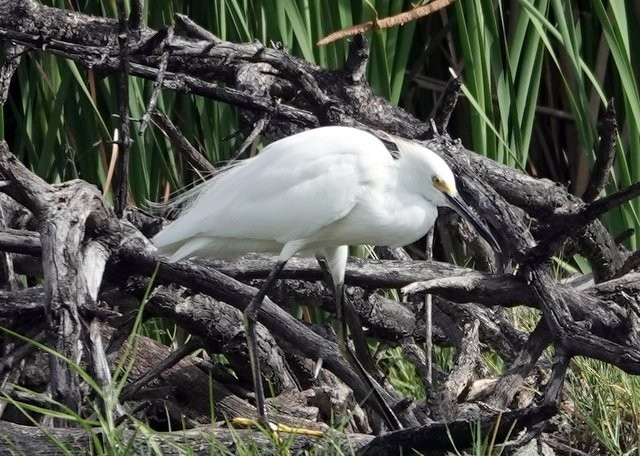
[337,284,376,375]
[317,250,403,430]
[333,282,403,430]
[243,259,287,428]
[316,252,375,374]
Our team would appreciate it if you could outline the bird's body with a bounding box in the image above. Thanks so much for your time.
[154,126,440,264]
[152,126,499,430]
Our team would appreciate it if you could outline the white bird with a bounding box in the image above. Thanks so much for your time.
[152,126,500,429]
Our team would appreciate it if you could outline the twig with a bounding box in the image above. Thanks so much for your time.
[433,320,480,421]
[487,320,551,408]
[317,0,457,46]
[151,110,217,175]
[121,338,202,400]
[0,388,57,411]
[175,13,222,42]
[115,0,132,218]
[130,65,319,127]
[0,200,17,290]
[424,228,434,387]
[140,27,173,135]
[102,129,120,198]
[344,34,369,83]
[428,74,461,136]
[542,437,592,456]
[542,349,569,407]
[532,180,640,262]
[0,228,40,256]
[278,51,341,124]
[583,99,617,202]
[527,265,640,373]
[576,222,623,282]
[581,180,640,222]
[231,116,270,161]
[85,320,112,385]
[0,329,45,375]
[614,249,640,279]
[399,340,431,391]
[104,311,137,358]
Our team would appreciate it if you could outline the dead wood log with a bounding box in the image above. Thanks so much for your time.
[0,0,635,282]
[1,1,640,454]
[114,326,326,431]
[0,141,119,423]
[110,238,421,428]
[0,420,373,456]
[135,285,299,399]
[1,226,639,379]
[431,320,480,421]
[357,405,555,456]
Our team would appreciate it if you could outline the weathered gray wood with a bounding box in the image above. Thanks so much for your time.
[1,1,640,453]
[358,405,555,456]
[0,143,118,423]
[151,110,216,175]
[118,328,316,428]
[111,239,419,427]
[487,320,551,409]
[0,0,631,284]
[0,226,638,375]
[432,320,480,421]
[138,285,299,397]
[0,420,374,456]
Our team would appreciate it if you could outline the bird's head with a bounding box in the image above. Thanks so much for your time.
[417,145,502,254]
[428,161,458,207]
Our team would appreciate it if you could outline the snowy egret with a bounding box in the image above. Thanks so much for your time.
[152,126,501,429]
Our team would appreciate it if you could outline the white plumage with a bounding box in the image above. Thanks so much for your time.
[152,126,499,429]
[153,126,458,264]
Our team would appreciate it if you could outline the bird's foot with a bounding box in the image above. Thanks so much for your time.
[231,416,324,437]
[231,417,324,456]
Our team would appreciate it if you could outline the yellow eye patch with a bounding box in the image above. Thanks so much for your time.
[432,175,455,195]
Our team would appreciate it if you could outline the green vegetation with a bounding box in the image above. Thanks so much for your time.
[4,0,640,454]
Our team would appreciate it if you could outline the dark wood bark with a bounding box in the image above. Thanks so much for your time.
[0,1,639,454]
[0,420,373,456]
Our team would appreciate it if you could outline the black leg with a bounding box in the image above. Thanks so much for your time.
[336,282,376,375]
[243,259,287,427]
[334,282,403,430]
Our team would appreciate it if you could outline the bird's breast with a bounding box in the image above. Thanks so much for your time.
[306,192,438,249]
[370,199,438,247]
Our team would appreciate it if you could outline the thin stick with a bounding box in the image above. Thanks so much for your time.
[114,0,131,218]
[120,338,202,400]
[102,129,119,198]
[424,228,434,387]
[317,0,457,46]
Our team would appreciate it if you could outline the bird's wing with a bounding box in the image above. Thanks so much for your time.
[153,127,392,252]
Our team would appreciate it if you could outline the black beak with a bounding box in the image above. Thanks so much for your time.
[445,193,502,254]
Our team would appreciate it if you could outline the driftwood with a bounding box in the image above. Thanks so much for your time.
[0,420,374,456]
[0,1,639,454]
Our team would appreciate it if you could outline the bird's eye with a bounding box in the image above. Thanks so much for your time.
[432,175,442,185]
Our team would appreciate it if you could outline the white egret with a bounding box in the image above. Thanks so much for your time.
[152,126,501,429]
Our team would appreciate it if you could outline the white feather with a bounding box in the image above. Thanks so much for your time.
[152,126,455,262]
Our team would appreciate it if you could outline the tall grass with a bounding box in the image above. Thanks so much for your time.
[8,2,639,244]
[5,0,417,206]
[566,359,640,454]
[4,0,640,452]
[448,0,640,250]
